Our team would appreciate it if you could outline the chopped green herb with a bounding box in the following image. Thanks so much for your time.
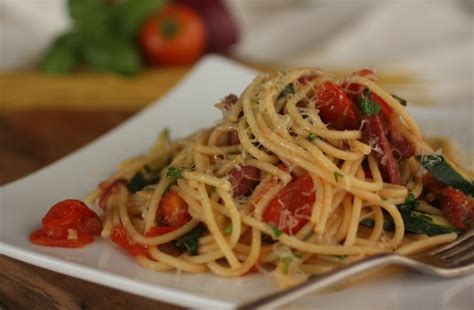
[391,94,407,106]
[167,166,183,179]
[358,90,381,116]
[331,255,347,260]
[333,171,343,182]
[399,193,418,213]
[406,193,416,204]
[282,256,292,274]
[278,83,295,99]
[223,224,233,234]
[380,195,388,201]
[306,133,316,142]
[174,226,206,256]
[269,225,282,239]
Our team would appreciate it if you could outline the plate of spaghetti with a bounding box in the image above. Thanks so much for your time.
[1,56,473,309]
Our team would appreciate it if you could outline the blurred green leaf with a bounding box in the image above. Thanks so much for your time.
[113,0,167,38]
[40,32,80,74]
[82,37,142,75]
[68,0,112,42]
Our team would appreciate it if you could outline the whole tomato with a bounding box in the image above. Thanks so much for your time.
[139,4,207,66]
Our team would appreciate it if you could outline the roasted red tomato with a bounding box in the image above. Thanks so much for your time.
[111,225,149,257]
[29,229,94,248]
[139,4,206,66]
[439,187,473,230]
[98,178,126,211]
[315,81,360,131]
[145,226,177,237]
[424,174,474,230]
[262,174,315,234]
[30,199,102,248]
[228,166,261,197]
[158,190,191,227]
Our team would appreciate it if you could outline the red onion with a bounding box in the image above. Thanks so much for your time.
[177,0,239,53]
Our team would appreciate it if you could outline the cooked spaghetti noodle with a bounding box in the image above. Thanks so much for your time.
[81,68,471,287]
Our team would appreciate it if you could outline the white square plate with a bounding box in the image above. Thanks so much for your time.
[1,55,473,309]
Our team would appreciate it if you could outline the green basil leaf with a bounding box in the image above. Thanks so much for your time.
[174,226,206,255]
[82,37,142,75]
[127,166,160,193]
[68,0,112,42]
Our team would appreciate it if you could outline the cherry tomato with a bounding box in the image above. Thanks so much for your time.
[30,199,102,248]
[139,4,206,66]
[158,190,191,227]
[228,166,261,197]
[110,225,149,257]
[315,81,360,131]
[262,175,315,234]
[42,199,102,239]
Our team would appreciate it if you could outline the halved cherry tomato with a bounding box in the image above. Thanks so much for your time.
[315,81,360,130]
[139,4,206,66]
[262,175,315,234]
[158,190,191,227]
[110,225,149,257]
[228,166,261,197]
[30,199,102,248]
